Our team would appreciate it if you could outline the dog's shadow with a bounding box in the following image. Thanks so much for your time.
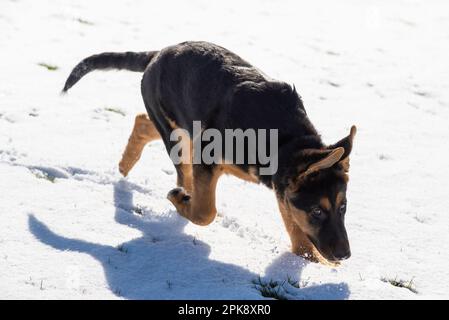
[28,179,349,299]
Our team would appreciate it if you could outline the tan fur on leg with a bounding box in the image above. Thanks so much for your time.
[176,163,193,193]
[168,166,221,226]
[277,200,320,262]
[119,113,160,176]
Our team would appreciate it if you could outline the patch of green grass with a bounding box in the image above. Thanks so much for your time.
[133,205,143,215]
[166,280,173,289]
[327,80,341,87]
[105,107,126,117]
[76,18,94,25]
[286,275,309,289]
[413,90,430,98]
[251,276,287,300]
[117,244,128,254]
[381,276,417,294]
[37,62,59,71]
[30,169,56,183]
[251,275,308,300]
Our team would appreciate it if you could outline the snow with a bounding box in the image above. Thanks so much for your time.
[1,0,449,299]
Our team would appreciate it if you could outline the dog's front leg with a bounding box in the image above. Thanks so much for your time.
[167,165,220,226]
[276,201,321,263]
[286,220,320,263]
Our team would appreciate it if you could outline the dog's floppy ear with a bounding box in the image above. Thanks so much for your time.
[328,125,357,172]
[288,148,344,192]
[297,147,345,180]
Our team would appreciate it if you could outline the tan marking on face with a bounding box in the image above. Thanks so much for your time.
[290,205,318,237]
[278,189,318,239]
[336,191,346,208]
[276,196,316,255]
[319,197,332,211]
[274,192,333,265]
[335,168,349,183]
[339,157,350,172]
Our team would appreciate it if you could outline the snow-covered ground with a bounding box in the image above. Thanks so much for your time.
[1,0,449,299]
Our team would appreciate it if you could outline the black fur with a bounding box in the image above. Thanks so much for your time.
[63,41,354,262]
[63,41,323,187]
[139,41,322,186]
[62,51,158,92]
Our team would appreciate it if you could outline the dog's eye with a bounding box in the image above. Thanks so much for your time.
[311,207,322,218]
[339,203,347,215]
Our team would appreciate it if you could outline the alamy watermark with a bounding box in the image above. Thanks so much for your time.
[169,121,278,175]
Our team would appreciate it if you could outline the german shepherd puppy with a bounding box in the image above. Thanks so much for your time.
[63,41,356,264]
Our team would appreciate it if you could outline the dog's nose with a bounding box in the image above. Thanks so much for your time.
[333,249,351,260]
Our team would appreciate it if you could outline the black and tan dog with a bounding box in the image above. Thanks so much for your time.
[63,41,356,264]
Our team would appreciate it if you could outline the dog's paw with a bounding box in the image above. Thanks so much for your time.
[118,161,129,177]
[167,187,191,204]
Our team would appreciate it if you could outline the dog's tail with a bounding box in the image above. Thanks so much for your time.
[62,51,158,93]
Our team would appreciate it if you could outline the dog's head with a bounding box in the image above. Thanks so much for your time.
[275,126,356,263]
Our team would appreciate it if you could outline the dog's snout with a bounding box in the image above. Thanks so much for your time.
[333,247,351,260]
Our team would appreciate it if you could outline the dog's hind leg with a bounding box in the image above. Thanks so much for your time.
[167,165,221,226]
[119,113,161,176]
